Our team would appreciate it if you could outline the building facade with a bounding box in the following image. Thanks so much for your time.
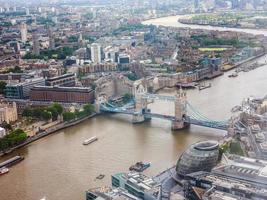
[45,73,76,87]
[5,77,45,99]
[20,22,27,43]
[0,102,18,124]
[91,43,101,63]
[78,63,117,74]
[30,86,95,104]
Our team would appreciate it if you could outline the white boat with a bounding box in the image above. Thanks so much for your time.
[228,72,238,78]
[0,167,9,175]
[83,136,98,145]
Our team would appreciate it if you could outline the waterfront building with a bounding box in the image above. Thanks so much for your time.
[91,43,102,64]
[176,140,219,177]
[184,154,267,199]
[0,102,18,124]
[111,172,161,200]
[30,86,95,104]
[86,187,138,200]
[45,73,76,87]
[20,23,27,43]
[5,77,45,99]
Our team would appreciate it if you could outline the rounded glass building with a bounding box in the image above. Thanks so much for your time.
[176,140,219,177]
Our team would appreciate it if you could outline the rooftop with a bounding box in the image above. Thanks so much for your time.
[31,86,93,93]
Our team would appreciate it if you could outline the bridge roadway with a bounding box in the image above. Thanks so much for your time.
[100,105,228,130]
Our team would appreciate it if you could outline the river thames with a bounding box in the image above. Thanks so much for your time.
[1,17,267,200]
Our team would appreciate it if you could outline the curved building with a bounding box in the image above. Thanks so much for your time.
[176,140,219,177]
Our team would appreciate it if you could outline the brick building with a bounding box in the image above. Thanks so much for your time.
[45,73,76,87]
[30,86,95,104]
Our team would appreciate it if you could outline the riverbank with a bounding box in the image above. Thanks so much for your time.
[222,52,266,71]
[142,15,267,36]
[0,113,97,157]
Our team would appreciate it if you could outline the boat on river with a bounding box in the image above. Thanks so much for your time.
[83,136,98,145]
[228,72,238,78]
[96,174,105,180]
[129,162,150,172]
[0,156,24,168]
[198,81,212,90]
[0,167,9,175]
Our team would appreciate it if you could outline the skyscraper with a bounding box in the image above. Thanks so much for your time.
[91,43,101,63]
[20,23,27,43]
[25,8,30,15]
[32,30,40,56]
[48,27,55,50]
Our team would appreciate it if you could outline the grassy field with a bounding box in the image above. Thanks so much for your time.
[198,47,227,52]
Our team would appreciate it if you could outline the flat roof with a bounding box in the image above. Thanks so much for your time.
[46,73,75,81]
[31,86,93,93]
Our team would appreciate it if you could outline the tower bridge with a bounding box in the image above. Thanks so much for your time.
[96,82,229,131]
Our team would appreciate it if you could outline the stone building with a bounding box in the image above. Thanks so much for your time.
[0,102,18,123]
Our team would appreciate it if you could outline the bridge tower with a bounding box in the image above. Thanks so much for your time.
[171,88,189,130]
[95,95,107,113]
[132,81,149,123]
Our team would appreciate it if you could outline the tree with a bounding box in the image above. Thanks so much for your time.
[0,129,27,151]
[83,104,95,115]
[1,121,12,131]
[41,111,52,121]
[47,107,58,120]
[22,108,33,117]
[63,112,76,121]
[0,81,7,94]
[52,103,63,115]
[32,108,43,118]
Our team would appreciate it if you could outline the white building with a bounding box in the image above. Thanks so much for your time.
[91,43,101,63]
[0,127,6,138]
[20,23,27,43]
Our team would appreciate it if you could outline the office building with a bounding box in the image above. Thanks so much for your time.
[176,140,219,177]
[20,23,27,43]
[91,43,101,63]
[5,77,45,99]
[184,154,267,200]
[30,86,95,104]
[86,187,138,200]
[118,54,130,65]
[0,102,18,124]
[112,172,161,200]
[45,73,76,87]
[25,8,30,15]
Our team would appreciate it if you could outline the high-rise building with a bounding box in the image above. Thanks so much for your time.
[20,23,27,43]
[194,0,200,10]
[91,43,101,63]
[25,8,30,15]
[48,27,55,50]
[32,30,40,56]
